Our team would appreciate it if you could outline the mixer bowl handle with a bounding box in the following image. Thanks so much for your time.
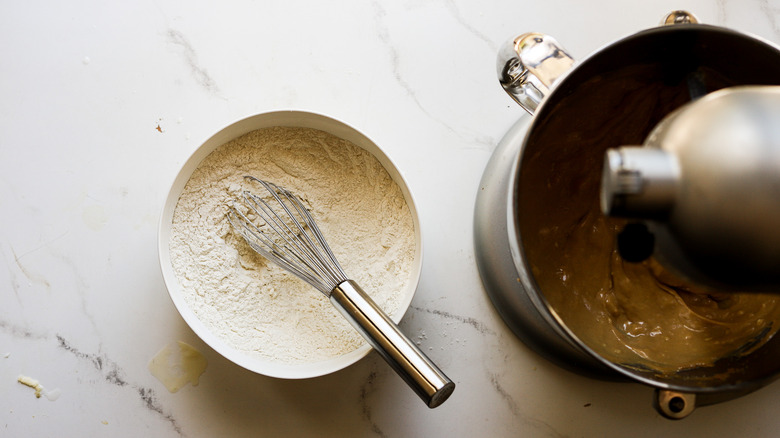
[497,32,574,115]
[497,11,699,115]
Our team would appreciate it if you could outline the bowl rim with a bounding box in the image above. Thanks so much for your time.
[157,110,423,379]
[508,26,780,392]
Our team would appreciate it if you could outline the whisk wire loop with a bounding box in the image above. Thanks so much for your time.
[229,199,327,292]
[245,189,323,276]
[257,182,341,280]
[228,177,347,294]
[278,187,347,282]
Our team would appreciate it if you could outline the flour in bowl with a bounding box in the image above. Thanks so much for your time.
[169,127,416,363]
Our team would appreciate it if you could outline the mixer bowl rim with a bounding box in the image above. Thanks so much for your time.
[505,23,780,393]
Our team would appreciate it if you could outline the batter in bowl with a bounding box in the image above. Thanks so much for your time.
[517,64,780,374]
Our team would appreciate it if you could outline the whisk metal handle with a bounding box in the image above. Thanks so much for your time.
[330,280,455,408]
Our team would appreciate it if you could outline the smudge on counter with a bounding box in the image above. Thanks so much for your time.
[148,341,207,393]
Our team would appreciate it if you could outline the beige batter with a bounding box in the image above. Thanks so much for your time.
[518,65,780,374]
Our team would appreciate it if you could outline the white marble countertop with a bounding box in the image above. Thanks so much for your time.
[2,1,780,436]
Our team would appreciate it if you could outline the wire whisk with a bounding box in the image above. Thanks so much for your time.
[227,178,346,294]
[227,176,454,408]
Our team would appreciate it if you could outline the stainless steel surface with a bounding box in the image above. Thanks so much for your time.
[476,11,780,418]
[601,86,780,289]
[662,10,699,26]
[330,280,455,408]
[228,177,454,408]
[600,147,680,219]
[654,389,697,420]
[474,116,615,379]
[497,33,574,115]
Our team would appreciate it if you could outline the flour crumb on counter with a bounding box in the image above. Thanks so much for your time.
[17,375,60,400]
[17,375,43,398]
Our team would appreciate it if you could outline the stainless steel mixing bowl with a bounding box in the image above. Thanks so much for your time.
[474,12,780,418]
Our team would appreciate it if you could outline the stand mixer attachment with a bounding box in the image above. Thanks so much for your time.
[601,86,780,291]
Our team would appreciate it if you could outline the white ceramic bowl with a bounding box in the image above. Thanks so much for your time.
[158,110,422,379]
